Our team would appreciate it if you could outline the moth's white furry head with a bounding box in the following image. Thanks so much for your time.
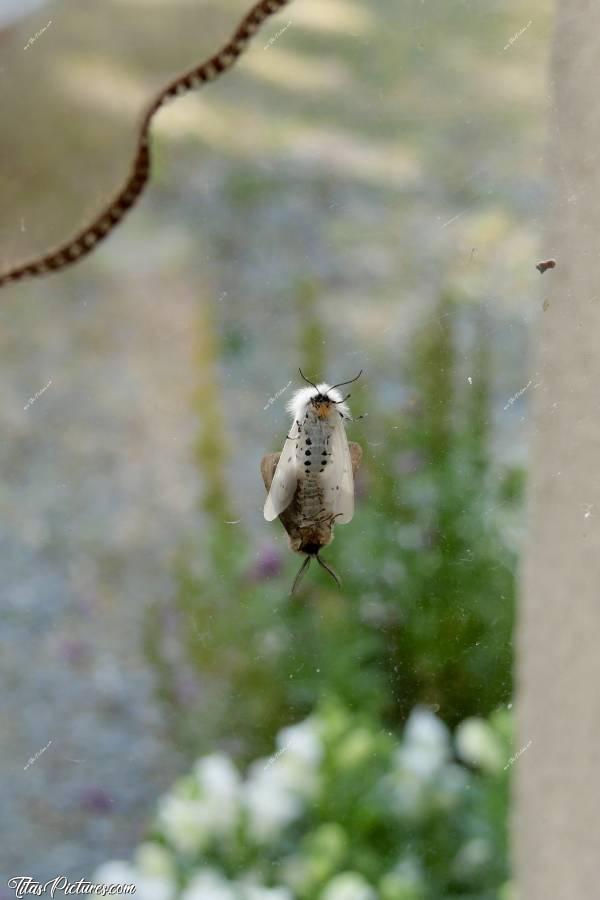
[286,383,351,422]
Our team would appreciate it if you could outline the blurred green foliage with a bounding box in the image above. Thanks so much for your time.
[352,294,516,727]
[144,290,519,760]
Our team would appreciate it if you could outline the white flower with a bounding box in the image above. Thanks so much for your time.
[381,768,428,820]
[157,793,212,855]
[243,760,304,842]
[379,857,425,900]
[277,717,322,767]
[242,719,322,843]
[270,750,320,801]
[182,869,238,900]
[280,855,310,894]
[136,876,176,900]
[320,872,377,900]
[398,707,450,779]
[431,762,469,810]
[391,856,424,885]
[455,718,504,774]
[404,707,448,748]
[136,842,176,877]
[194,753,242,834]
[93,862,138,886]
[196,753,241,797]
[453,837,492,876]
[383,709,453,819]
[133,843,176,900]
[261,718,323,801]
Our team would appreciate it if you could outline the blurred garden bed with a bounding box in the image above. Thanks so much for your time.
[0,0,550,882]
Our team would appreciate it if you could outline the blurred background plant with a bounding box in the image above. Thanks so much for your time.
[145,287,520,761]
[137,274,521,896]
[95,702,513,899]
[0,0,547,882]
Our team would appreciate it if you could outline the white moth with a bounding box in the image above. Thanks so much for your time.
[262,369,362,593]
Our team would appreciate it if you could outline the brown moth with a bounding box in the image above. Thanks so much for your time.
[261,370,363,594]
[261,443,362,594]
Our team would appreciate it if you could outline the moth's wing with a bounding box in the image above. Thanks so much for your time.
[349,442,363,476]
[260,453,280,492]
[261,451,301,546]
[263,428,299,522]
[321,415,355,524]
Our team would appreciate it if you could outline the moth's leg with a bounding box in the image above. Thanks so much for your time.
[315,511,344,527]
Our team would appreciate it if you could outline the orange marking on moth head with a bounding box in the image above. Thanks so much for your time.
[313,399,333,419]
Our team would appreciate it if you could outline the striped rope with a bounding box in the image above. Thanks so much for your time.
[0,0,292,288]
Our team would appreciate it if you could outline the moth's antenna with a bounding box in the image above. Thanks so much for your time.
[316,554,341,588]
[298,368,319,391]
[329,370,363,391]
[290,555,312,595]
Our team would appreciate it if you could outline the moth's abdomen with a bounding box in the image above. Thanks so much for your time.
[295,475,326,524]
[297,523,334,555]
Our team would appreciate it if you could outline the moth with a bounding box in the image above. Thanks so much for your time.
[261,370,363,594]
